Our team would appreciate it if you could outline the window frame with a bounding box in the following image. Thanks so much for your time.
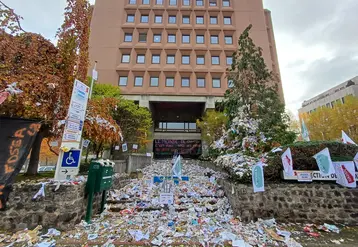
[119,76,128,86]
[127,14,135,23]
[181,77,190,87]
[139,33,147,42]
[168,15,177,24]
[156,0,163,4]
[150,77,159,87]
[166,77,175,87]
[169,0,177,6]
[168,34,176,43]
[182,0,190,6]
[209,0,217,6]
[142,0,149,4]
[196,35,204,44]
[226,56,233,65]
[224,17,232,25]
[134,76,144,87]
[196,16,204,24]
[225,36,233,44]
[153,34,161,43]
[196,0,203,6]
[196,56,205,65]
[210,35,219,44]
[211,56,220,65]
[210,16,218,24]
[152,55,160,64]
[197,78,205,87]
[182,16,190,24]
[222,0,230,7]
[124,33,133,42]
[212,78,221,88]
[167,55,175,64]
[182,55,190,64]
[137,54,145,64]
[129,0,136,5]
[121,54,130,63]
[154,15,163,23]
[182,34,190,43]
[141,15,149,23]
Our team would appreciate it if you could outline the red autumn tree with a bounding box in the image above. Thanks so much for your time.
[0,1,120,175]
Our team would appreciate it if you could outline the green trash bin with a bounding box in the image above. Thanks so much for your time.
[85,159,115,223]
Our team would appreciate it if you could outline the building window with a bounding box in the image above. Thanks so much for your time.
[169,15,177,24]
[169,0,177,5]
[182,55,190,64]
[212,78,221,88]
[129,0,136,4]
[152,55,160,64]
[119,76,128,86]
[211,56,220,65]
[197,78,205,87]
[168,34,176,43]
[226,56,233,65]
[139,33,147,42]
[124,33,133,42]
[141,15,149,23]
[155,15,163,23]
[225,36,233,44]
[222,0,230,7]
[196,16,204,24]
[210,16,218,24]
[166,77,174,87]
[228,79,234,88]
[127,14,135,23]
[209,0,217,6]
[150,77,159,87]
[167,55,175,64]
[153,34,161,43]
[210,35,219,44]
[142,0,149,4]
[137,55,145,64]
[122,54,130,63]
[182,34,190,43]
[196,35,204,44]
[196,0,203,6]
[224,17,232,25]
[196,56,205,65]
[182,16,190,24]
[135,76,143,86]
[156,0,163,4]
[181,77,190,87]
[183,0,190,6]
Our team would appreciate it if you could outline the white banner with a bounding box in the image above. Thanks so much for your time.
[354,153,358,170]
[252,163,265,193]
[281,148,294,176]
[313,148,335,176]
[333,161,356,188]
[342,130,357,145]
[301,119,310,141]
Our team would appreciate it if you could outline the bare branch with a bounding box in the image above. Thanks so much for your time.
[0,0,27,33]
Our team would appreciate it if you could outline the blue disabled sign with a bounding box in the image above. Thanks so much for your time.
[61,150,81,168]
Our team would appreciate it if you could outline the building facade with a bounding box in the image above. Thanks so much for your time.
[89,0,283,157]
[298,76,358,115]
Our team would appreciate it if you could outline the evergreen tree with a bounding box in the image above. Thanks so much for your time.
[221,25,296,146]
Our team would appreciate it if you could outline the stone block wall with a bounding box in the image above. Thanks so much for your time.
[0,175,129,231]
[218,179,358,225]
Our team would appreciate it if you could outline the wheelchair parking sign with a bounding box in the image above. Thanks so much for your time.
[61,150,81,168]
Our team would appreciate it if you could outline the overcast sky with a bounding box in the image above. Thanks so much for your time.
[3,0,358,115]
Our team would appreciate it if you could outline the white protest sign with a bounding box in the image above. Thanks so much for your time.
[354,153,358,170]
[313,148,335,176]
[159,193,174,205]
[342,130,357,145]
[122,143,128,152]
[115,145,120,151]
[281,148,294,176]
[133,144,138,150]
[333,161,356,188]
[82,139,90,148]
[252,163,265,193]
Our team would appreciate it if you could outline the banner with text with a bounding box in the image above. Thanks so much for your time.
[0,117,41,209]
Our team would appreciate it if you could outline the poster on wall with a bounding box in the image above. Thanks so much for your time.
[0,117,41,209]
[122,143,128,152]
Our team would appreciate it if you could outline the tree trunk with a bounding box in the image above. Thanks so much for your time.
[26,128,45,175]
[85,143,90,163]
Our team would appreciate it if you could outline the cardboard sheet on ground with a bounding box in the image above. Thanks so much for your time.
[313,148,335,176]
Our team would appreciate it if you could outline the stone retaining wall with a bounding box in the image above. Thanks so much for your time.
[0,175,129,231]
[218,179,358,225]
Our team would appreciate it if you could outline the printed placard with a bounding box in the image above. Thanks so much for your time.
[252,163,265,193]
[296,171,313,182]
[159,193,174,205]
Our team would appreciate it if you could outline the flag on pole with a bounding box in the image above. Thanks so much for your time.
[333,161,356,188]
[341,130,357,145]
[252,162,265,193]
[281,148,294,176]
[313,148,335,176]
[301,119,310,141]
[172,155,182,177]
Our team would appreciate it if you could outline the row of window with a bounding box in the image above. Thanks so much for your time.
[122,54,233,65]
[129,0,231,7]
[127,14,232,25]
[119,76,234,88]
[124,33,234,44]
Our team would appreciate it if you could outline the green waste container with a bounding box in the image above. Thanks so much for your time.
[85,159,115,223]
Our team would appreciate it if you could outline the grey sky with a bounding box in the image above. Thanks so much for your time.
[3,0,358,115]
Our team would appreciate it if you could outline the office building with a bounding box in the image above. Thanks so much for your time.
[89,0,283,157]
[299,76,358,115]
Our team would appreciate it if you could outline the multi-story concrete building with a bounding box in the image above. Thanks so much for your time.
[298,76,358,115]
[89,0,283,157]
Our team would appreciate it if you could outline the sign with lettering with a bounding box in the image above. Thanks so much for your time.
[159,193,174,205]
[283,169,358,182]
[154,139,201,158]
[0,117,41,209]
